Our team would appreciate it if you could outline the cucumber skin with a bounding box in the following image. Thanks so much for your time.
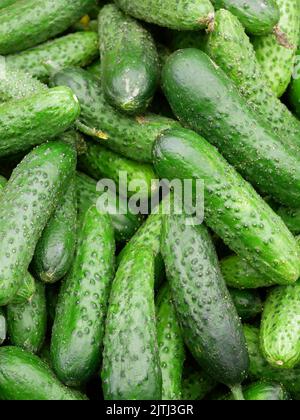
[162,48,300,208]
[0,0,96,54]
[99,4,159,114]
[242,382,289,401]
[229,288,262,321]
[0,86,80,157]
[11,272,36,305]
[0,307,6,345]
[0,0,16,7]
[181,368,216,400]
[276,207,300,235]
[0,347,86,400]
[0,141,76,306]
[32,179,77,284]
[153,128,299,286]
[289,56,300,118]
[51,206,115,387]
[162,213,249,386]
[0,175,6,189]
[0,69,47,103]
[156,283,185,400]
[50,67,179,163]
[102,247,162,400]
[6,32,99,82]
[7,281,47,354]
[114,0,214,31]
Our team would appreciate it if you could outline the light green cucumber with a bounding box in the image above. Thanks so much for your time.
[0,69,47,102]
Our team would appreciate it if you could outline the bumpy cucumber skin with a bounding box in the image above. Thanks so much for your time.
[162,48,300,208]
[289,54,300,118]
[0,141,76,306]
[276,207,300,235]
[243,381,289,401]
[0,0,96,54]
[6,32,99,82]
[99,4,159,114]
[115,0,214,30]
[0,69,47,103]
[0,347,86,400]
[0,307,6,345]
[51,206,115,387]
[156,283,185,400]
[229,288,262,321]
[162,213,249,386]
[253,0,300,97]
[11,272,36,305]
[0,86,80,157]
[102,247,162,400]
[7,281,47,354]
[32,179,77,284]
[181,367,216,400]
[50,67,179,163]
[153,128,299,286]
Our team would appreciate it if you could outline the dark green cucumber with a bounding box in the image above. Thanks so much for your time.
[162,48,300,208]
[161,212,248,389]
[0,69,47,103]
[76,171,143,243]
[153,128,299,286]
[7,281,47,354]
[289,54,300,118]
[0,86,80,157]
[0,347,86,400]
[102,246,162,400]
[32,178,77,284]
[10,272,36,305]
[51,206,115,387]
[229,288,262,321]
[222,381,289,400]
[114,0,214,31]
[276,207,300,234]
[99,4,159,114]
[50,67,179,163]
[0,307,6,345]
[0,0,96,54]
[181,366,216,400]
[156,283,185,400]
[168,30,207,51]
[0,141,76,306]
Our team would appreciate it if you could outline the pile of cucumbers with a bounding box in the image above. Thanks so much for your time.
[0,0,299,402]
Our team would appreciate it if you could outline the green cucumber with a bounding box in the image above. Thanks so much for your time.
[0,346,86,400]
[168,30,207,51]
[162,48,300,208]
[0,141,76,306]
[10,272,36,306]
[51,206,115,387]
[222,381,289,400]
[0,307,6,345]
[86,59,101,78]
[0,175,6,189]
[102,246,162,400]
[114,0,214,31]
[99,4,159,114]
[252,0,300,97]
[156,283,185,400]
[0,86,80,157]
[289,53,300,117]
[153,128,299,286]
[6,32,99,82]
[229,288,262,321]
[0,0,16,8]
[0,69,47,102]
[181,366,216,400]
[0,0,96,55]
[50,67,179,163]
[276,207,300,234]
[32,179,77,284]
[7,281,47,354]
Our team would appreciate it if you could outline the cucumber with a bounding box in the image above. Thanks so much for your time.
[229,288,262,321]
[153,128,299,286]
[0,69,47,102]
[0,308,6,345]
[223,381,289,400]
[32,178,77,284]
[289,53,300,117]
[0,0,16,8]
[86,59,101,78]
[276,207,300,234]
[99,4,159,114]
[76,171,143,243]
[0,347,86,400]
[0,0,96,54]
[79,141,158,200]
[5,32,99,82]
[10,272,36,305]
[181,366,216,400]
[51,206,115,387]
[102,246,162,400]
[50,67,179,163]
[0,141,76,306]
[0,175,6,189]
[167,30,207,51]
[162,48,300,208]
[156,283,185,400]
[0,86,80,158]
[114,0,214,31]
[252,0,300,97]
[7,281,47,354]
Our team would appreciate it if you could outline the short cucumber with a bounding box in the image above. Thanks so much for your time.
[222,381,289,400]
[181,366,216,400]
[5,32,99,82]
[32,178,77,284]
[7,281,47,354]
[10,272,36,306]
[102,246,162,400]
[0,69,47,102]
[51,206,115,387]
[289,53,300,117]
[229,288,262,321]
[0,141,76,306]
[0,307,6,345]
[0,0,96,54]
[0,346,86,400]
[99,4,160,114]
[156,283,185,400]
[276,207,300,234]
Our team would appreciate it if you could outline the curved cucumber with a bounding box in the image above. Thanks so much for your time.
[7,281,47,354]
[0,69,47,103]
[11,272,36,305]
[102,246,162,400]
[0,347,86,400]
[51,206,115,386]
[0,141,76,306]
[229,288,262,321]
[181,366,216,400]
[0,307,6,345]
[99,4,159,114]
